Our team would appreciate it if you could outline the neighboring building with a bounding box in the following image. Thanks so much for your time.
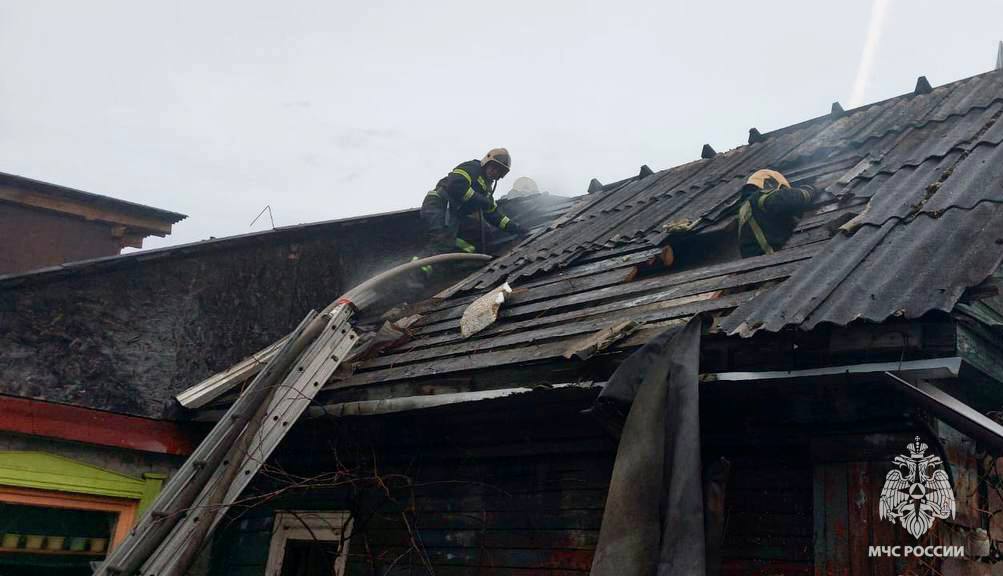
[0,171,187,276]
[0,397,194,575]
[0,171,191,574]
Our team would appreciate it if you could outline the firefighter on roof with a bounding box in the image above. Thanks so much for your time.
[415,148,527,278]
[738,169,815,258]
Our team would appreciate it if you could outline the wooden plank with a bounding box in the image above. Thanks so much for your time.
[0,394,196,456]
[723,539,813,562]
[385,257,794,360]
[562,320,639,360]
[412,243,816,337]
[937,420,981,528]
[571,242,662,265]
[338,290,756,387]
[814,464,827,576]
[411,259,796,348]
[355,562,591,576]
[784,225,832,249]
[517,246,664,286]
[177,336,289,408]
[358,528,600,552]
[424,247,661,314]
[395,491,608,514]
[847,462,871,576]
[416,267,638,326]
[958,324,1003,388]
[364,510,604,532]
[824,463,850,576]
[868,461,897,576]
[725,513,813,536]
[359,290,725,371]
[721,560,812,576]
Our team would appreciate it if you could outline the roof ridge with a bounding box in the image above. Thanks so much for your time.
[761,68,1003,140]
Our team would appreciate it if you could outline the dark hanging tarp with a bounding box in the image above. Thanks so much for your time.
[588,316,707,576]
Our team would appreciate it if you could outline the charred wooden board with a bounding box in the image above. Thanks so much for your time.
[335,290,759,388]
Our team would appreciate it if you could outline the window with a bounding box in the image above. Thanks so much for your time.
[266,511,352,576]
[0,486,139,576]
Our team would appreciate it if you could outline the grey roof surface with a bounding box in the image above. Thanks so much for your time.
[722,78,1003,336]
[331,69,1003,393]
[454,72,1003,294]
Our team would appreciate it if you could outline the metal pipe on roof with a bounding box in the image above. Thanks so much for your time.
[309,382,600,417]
[701,356,962,382]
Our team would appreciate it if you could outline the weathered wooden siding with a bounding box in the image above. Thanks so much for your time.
[209,390,821,576]
[208,372,999,576]
[721,461,813,575]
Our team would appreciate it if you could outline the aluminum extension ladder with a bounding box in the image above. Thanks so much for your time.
[93,304,358,576]
[92,252,492,576]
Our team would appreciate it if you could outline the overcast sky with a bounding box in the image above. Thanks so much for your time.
[2,1,1002,250]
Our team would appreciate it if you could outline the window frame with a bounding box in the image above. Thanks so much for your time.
[265,510,352,576]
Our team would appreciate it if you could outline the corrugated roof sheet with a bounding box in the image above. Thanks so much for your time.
[453,72,1003,293]
[455,70,1003,332]
[331,69,1003,392]
[722,206,1003,336]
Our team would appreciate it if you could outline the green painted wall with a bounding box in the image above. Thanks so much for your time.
[0,451,163,504]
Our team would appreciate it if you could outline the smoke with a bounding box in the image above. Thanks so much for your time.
[848,0,892,108]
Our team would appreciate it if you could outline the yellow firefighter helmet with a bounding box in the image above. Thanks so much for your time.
[481,148,511,175]
[745,169,790,190]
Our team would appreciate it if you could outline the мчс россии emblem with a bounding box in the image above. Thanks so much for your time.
[879,436,956,538]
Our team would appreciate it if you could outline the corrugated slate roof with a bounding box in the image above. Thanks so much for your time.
[495,75,994,286]
[460,70,1003,332]
[722,128,1003,335]
[331,69,1003,392]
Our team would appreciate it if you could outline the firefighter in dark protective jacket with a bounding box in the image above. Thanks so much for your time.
[737,169,815,258]
[415,148,526,277]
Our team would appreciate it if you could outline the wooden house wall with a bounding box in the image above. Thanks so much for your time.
[209,392,816,575]
[208,376,995,575]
